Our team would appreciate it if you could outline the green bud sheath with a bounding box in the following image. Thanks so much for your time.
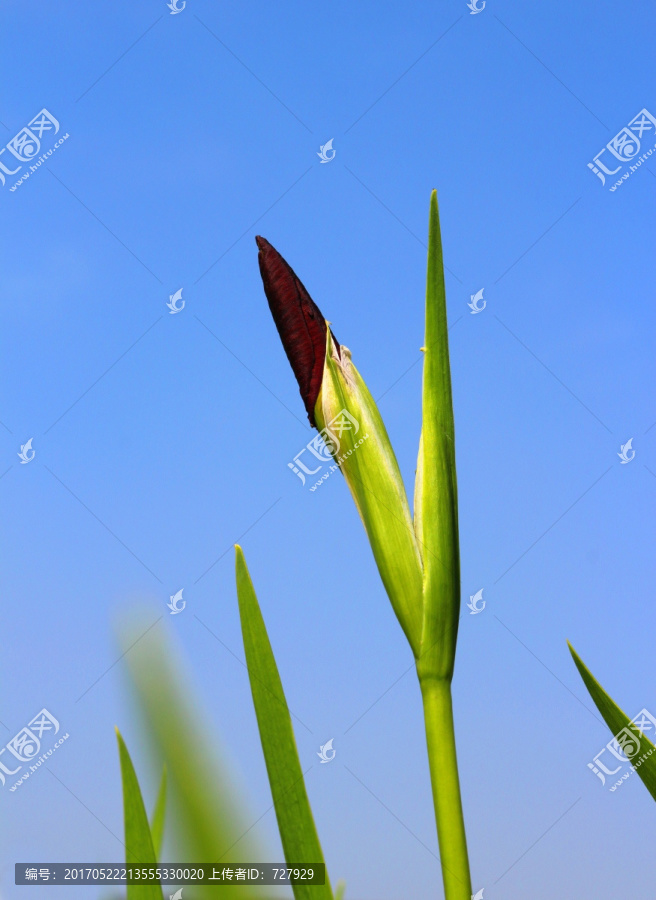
[315,331,424,656]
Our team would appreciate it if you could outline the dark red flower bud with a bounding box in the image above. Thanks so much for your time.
[256,236,339,427]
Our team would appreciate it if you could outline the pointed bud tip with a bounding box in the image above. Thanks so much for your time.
[255,236,335,428]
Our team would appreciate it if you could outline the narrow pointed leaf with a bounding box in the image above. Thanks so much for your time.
[316,335,424,654]
[416,190,460,681]
[150,765,167,860]
[569,643,656,800]
[115,728,163,900]
[235,545,333,900]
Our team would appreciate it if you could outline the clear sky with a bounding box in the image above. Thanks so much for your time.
[1,1,655,898]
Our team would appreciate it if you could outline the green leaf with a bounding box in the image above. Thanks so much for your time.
[315,334,424,655]
[123,621,261,900]
[334,880,346,900]
[115,728,163,900]
[569,643,656,800]
[415,190,460,682]
[150,765,167,860]
[235,545,333,900]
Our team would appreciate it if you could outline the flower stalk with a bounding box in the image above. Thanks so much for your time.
[420,678,471,900]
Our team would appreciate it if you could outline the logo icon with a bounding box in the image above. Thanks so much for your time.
[618,438,635,464]
[170,890,184,900]
[317,139,336,163]
[6,110,59,164]
[467,0,485,13]
[472,891,484,900]
[317,739,336,764]
[167,0,186,13]
[18,438,35,464]
[167,288,185,314]
[611,726,641,759]
[468,288,486,314]
[467,589,485,615]
[167,589,186,615]
[6,710,59,764]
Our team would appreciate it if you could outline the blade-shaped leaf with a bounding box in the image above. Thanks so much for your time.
[150,765,167,860]
[115,728,163,900]
[415,190,460,682]
[235,545,333,900]
[123,620,261,900]
[569,643,656,800]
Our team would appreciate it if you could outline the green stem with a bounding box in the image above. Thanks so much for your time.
[419,676,471,900]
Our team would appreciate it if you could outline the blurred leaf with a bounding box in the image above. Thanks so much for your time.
[115,728,163,900]
[236,545,333,900]
[334,880,346,900]
[150,765,167,860]
[569,643,656,800]
[415,190,460,682]
[123,620,261,900]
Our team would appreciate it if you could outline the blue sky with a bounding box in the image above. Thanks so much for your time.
[1,0,655,897]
